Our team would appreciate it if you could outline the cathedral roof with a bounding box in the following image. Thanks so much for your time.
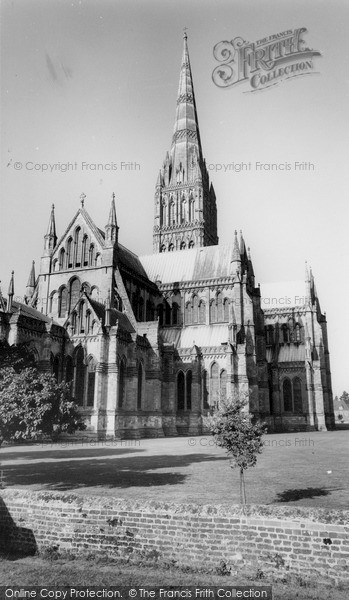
[140,244,235,284]
[8,300,60,325]
[161,323,230,349]
[88,297,135,333]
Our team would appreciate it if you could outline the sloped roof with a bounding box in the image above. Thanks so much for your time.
[53,207,105,254]
[140,244,235,284]
[88,298,135,333]
[118,244,151,281]
[9,300,59,325]
[161,324,230,349]
[266,344,306,363]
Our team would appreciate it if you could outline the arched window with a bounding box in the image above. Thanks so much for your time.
[157,303,164,326]
[137,363,144,410]
[223,298,229,322]
[186,371,192,410]
[266,326,274,346]
[85,311,91,334]
[51,354,60,382]
[220,369,227,404]
[165,301,171,325]
[146,300,154,321]
[71,312,77,335]
[177,371,185,410]
[139,297,144,321]
[295,324,301,343]
[70,278,81,311]
[283,378,292,412]
[59,286,68,318]
[210,299,217,323]
[202,370,209,409]
[160,244,166,253]
[293,377,303,413]
[188,241,194,249]
[118,359,126,408]
[282,325,289,343]
[192,295,199,324]
[169,202,175,225]
[87,357,96,407]
[172,302,179,325]
[66,238,73,269]
[82,235,88,266]
[199,300,206,324]
[59,248,65,270]
[185,301,192,325]
[210,362,219,408]
[95,253,101,266]
[189,199,194,221]
[52,259,58,272]
[168,243,174,252]
[78,301,86,334]
[89,244,95,266]
[65,355,74,390]
[217,292,223,322]
[75,346,85,406]
[49,291,57,314]
[180,241,186,250]
[74,227,81,267]
[180,198,186,223]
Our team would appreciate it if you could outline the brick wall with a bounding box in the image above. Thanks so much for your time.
[1,489,348,584]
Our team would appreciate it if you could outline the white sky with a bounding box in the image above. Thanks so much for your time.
[1,0,348,396]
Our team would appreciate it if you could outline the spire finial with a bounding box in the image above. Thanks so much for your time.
[183,27,188,40]
[112,192,115,202]
[80,192,86,207]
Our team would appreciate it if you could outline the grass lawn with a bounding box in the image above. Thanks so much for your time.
[0,555,348,600]
[1,430,349,508]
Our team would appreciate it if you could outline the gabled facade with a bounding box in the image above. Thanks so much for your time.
[0,34,335,437]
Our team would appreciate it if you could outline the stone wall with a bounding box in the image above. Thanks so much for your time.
[1,489,348,584]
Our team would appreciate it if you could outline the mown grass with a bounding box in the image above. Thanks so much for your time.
[0,552,348,600]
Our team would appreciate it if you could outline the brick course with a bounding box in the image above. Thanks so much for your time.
[0,489,348,584]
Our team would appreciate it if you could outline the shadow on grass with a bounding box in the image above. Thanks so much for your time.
[275,487,336,502]
[1,452,225,492]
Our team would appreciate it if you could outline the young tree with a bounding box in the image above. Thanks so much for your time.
[0,342,85,445]
[204,393,267,505]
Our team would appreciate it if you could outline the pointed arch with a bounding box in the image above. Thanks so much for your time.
[59,286,68,318]
[217,291,223,322]
[65,355,74,389]
[186,370,192,410]
[172,302,179,325]
[223,298,229,322]
[66,237,73,269]
[74,227,81,267]
[210,362,219,408]
[82,234,89,266]
[69,277,81,311]
[74,346,85,406]
[137,362,144,410]
[283,378,292,412]
[192,295,199,324]
[59,248,65,271]
[89,243,95,266]
[177,371,185,411]
[51,353,60,382]
[199,299,206,324]
[293,377,303,413]
[86,356,96,407]
[185,301,192,325]
[118,357,126,408]
[209,299,217,323]
[220,369,227,404]
[202,370,209,409]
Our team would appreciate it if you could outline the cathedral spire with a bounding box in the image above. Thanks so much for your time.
[105,193,119,247]
[43,204,57,255]
[153,33,218,253]
[25,261,36,302]
[7,271,14,312]
[232,230,241,263]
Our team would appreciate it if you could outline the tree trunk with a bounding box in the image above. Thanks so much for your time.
[240,467,247,505]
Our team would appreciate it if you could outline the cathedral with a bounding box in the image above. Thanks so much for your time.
[0,34,335,437]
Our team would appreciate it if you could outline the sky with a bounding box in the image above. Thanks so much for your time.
[1,0,348,396]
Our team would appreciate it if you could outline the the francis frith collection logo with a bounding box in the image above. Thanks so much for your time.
[212,28,321,92]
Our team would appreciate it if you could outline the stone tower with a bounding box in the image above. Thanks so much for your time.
[153,32,218,253]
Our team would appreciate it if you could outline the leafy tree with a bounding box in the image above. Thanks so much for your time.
[340,391,349,404]
[204,393,267,505]
[0,342,85,445]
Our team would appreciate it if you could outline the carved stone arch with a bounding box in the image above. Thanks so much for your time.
[177,370,185,410]
[74,345,86,406]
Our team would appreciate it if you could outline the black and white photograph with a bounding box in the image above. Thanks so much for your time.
[0,0,348,598]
